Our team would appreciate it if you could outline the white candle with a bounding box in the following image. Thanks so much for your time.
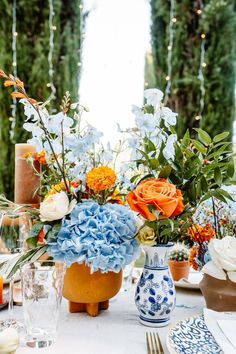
[14,143,40,206]
[0,328,19,354]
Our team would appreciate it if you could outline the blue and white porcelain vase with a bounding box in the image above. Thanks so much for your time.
[135,243,176,327]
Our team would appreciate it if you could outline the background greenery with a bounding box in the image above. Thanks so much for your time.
[0,0,81,199]
[149,0,236,137]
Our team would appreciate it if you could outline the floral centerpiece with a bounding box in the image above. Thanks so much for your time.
[186,194,236,311]
[0,70,140,316]
[120,88,235,326]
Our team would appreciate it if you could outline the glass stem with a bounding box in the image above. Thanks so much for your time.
[8,276,14,321]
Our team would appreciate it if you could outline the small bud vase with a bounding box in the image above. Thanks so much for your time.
[135,243,176,327]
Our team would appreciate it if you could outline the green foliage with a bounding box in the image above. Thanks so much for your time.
[132,126,234,243]
[149,0,236,138]
[0,0,81,199]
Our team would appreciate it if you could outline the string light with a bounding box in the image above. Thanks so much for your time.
[10,0,17,143]
[197,0,206,124]
[78,1,84,100]
[164,0,175,104]
[48,0,56,102]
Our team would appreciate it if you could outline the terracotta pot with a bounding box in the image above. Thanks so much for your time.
[63,262,122,317]
[199,274,236,312]
[168,260,190,281]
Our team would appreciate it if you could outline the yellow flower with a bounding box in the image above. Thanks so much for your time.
[107,189,125,205]
[137,226,156,246]
[86,166,116,191]
[45,181,66,198]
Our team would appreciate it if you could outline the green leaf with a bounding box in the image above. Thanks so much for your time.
[138,149,149,160]
[181,130,190,148]
[200,176,208,192]
[144,137,156,152]
[27,236,38,247]
[191,139,207,154]
[158,165,172,178]
[194,128,212,145]
[28,222,43,239]
[213,132,229,143]
[149,158,159,170]
[214,167,222,185]
[217,188,234,202]
[130,174,140,183]
[227,159,235,178]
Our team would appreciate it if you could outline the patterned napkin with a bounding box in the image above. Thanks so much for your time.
[204,308,236,354]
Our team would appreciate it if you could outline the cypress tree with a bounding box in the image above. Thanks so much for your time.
[0,0,81,199]
[149,0,236,138]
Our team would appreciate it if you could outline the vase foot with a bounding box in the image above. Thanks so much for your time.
[139,316,170,328]
[68,300,110,316]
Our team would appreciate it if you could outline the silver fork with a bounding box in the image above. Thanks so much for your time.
[146,332,164,354]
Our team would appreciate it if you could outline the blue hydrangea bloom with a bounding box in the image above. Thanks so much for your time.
[46,201,140,273]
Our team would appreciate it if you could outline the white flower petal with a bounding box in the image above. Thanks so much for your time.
[202,261,227,280]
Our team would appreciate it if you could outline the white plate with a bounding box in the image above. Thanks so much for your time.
[174,270,203,289]
[166,314,222,353]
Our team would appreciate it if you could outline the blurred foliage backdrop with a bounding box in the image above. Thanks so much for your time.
[0,0,81,199]
[149,0,236,137]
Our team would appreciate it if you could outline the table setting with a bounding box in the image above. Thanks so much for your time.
[0,74,236,354]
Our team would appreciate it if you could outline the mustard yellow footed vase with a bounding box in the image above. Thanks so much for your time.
[63,262,122,317]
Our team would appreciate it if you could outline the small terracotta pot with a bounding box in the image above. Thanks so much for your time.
[199,274,236,312]
[168,260,190,281]
[63,262,122,317]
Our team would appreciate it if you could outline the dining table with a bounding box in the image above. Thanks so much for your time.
[1,284,205,354]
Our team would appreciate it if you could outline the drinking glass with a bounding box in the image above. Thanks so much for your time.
[0,211,31,328]
[20,260,66,348]
[121,261,135,292]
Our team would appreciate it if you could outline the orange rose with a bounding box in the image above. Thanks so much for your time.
[126,178,184,221]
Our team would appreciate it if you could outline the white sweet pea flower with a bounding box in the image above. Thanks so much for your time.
[46,113,74,134]
[43,139,62,155]
[135,113,156,134]
[202,236,236,283]
[19,99,39,122]
[163,134,177,160]
[27,137,43,152]
[23,123,44,138]
[144,89,164,107]
[40,191,76,222]
[131,105,144,118]
[161,107,178,127]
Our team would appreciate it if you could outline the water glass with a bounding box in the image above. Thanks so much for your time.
[20,260,66,348]
[121,261,135,292]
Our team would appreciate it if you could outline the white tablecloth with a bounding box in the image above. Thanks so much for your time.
[1,286,205,354]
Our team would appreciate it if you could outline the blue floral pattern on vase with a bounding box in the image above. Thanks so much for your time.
[135,243,176,327]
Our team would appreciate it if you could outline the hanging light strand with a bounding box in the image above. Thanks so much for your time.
[197,38,206,122]
[164,0,175,104]
[10,0,17,142]
[196,0,206,123]
[48,0,56,101]
[77,1,84,101]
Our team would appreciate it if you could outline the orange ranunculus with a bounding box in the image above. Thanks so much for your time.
[187,223,214,243]
[126,178,185,221]
[189,246,199,271]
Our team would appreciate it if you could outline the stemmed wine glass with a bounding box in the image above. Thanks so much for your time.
[0,210,32,329]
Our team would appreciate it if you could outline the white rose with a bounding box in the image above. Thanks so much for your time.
[0,328,19,354]
[202,236,236,283]
[40,191,76,222]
